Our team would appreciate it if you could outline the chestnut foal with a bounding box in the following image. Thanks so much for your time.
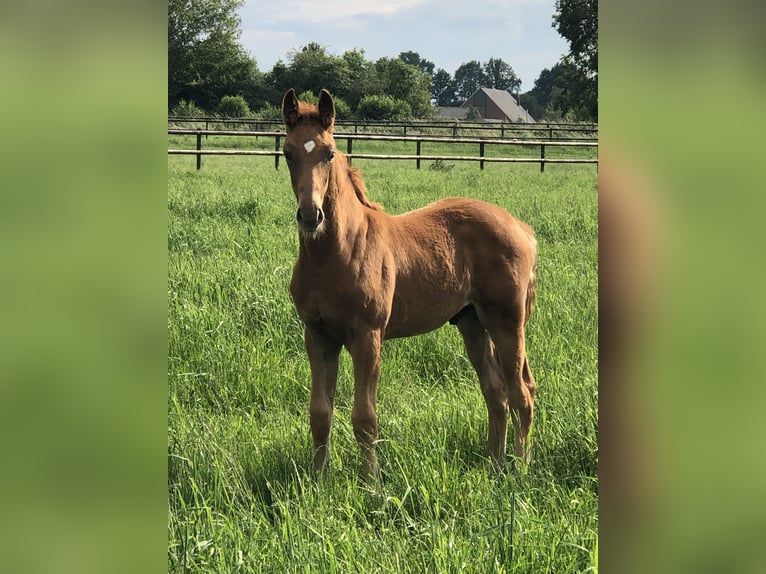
[282,89,537,479]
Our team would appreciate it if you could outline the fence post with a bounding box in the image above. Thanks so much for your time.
[347,138,353,166]
[416,140,421,170]
[540,144,545,173]
[274,134,280,170]
[196,130,202,170]
[480,142,485,170]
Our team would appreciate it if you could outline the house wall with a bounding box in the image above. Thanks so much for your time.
[485,99,507,121]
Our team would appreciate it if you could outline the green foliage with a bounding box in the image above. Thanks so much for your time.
[398,50,435,76]
[168,0,259,112]
[167,154,598,573]
[484,57,521,93]
[256,104,282,120]
[170,99,206,118]
[339,49,379,109]
[553,0,598,120]
[217,94,251,118]
[356,94,412,120]
[297,90,319,105]
[519,93,544,121]
[374,57,433,117]
[428,159,454,172]
[432,68,458,106]
[454,60,489,102]
[332,96,352,120]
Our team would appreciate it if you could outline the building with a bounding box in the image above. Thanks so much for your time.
[435,106,470,120]
[461,87,536,123]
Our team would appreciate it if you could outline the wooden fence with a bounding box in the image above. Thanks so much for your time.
[167,129,598,172]
[168,117,598,141]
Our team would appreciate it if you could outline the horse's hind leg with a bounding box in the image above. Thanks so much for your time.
[453,306,509,465]
[478,305,536,464]
[304,325,342,473]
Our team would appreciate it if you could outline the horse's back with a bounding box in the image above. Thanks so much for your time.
[379,197,536,337]
[393,197,534,259]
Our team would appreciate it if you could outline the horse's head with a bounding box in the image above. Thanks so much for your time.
[282,88,337,235]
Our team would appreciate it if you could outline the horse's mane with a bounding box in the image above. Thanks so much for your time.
[347,164,383,211]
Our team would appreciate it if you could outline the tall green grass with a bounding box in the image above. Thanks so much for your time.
[168,155,598,572]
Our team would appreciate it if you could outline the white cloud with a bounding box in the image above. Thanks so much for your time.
[243,0,427,26]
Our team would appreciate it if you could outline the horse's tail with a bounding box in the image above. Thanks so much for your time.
[521,222,537,325]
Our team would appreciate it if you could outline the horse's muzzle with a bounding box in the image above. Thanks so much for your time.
[296,206,324,232]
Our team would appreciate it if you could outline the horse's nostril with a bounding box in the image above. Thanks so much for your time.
[297,206,323,230]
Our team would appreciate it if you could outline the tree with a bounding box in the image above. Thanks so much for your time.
[339,49,379,109]
[263,44,434,118]
[520,63,568,120]
[431,68,458,106]
[375,57,433,117]
[397,51,435,76]
[281,43,349,98]
[552,0,597,119]
[168,0,258,111]
[519,93,544,121]
[453,61,489,102]
[483,57,521,94]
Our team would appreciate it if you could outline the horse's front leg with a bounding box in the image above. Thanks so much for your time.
[304,324,342,474]
[347,328,382,482]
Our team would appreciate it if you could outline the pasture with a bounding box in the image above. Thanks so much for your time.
[168,153,598,572]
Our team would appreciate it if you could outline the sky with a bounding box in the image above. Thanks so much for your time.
[237,0,569,93]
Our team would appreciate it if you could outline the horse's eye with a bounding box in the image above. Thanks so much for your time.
[283,150,294,163]
[327,149,336,162]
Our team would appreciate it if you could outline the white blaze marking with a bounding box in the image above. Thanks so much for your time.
[304,140,316,153]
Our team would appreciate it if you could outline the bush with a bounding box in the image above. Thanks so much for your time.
[170,99,205,118]
[257,105,282,121]
[291,91,351,120]
[217,95,251,118]
[355,95,412,121]
[332,96,352,120]
[297,90,319,105]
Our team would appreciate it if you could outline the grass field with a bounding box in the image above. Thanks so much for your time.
[168,153,598,573]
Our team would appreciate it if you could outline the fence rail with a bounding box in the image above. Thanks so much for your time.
[168,129,598,172]
[168,116,598,140]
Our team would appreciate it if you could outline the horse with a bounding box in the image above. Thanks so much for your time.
[281,88,538,480]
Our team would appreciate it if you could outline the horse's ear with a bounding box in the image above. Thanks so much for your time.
[318,89,335,130]
[282,88,299,130]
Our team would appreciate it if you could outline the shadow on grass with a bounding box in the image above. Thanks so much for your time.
[239,443,314,522]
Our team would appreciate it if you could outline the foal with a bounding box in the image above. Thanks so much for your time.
[281,88,537,479]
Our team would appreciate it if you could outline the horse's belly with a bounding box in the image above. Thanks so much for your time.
[384,291,467,339]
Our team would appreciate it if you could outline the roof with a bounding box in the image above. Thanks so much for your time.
[462,88,536,123]
[435,106,470,120]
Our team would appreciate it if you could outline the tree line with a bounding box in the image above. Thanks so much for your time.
[168,0,596,122]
